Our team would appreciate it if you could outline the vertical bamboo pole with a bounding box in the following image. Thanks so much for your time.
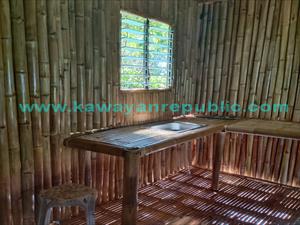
[289,3,300,122]
[225,0,240,109]
[93,1,101,129]
[69,0,77,132]
[69,2,80,211]
[271,0,291,120]
[234,134,242,171]
[75,0,87,186]
[47,0,61,188]
[207,2,219,113]
[270,138,279,179]
[0,0,23,224]
[272,139,285,182]
[252,0,276,119]
[111,0,121,127]
[102,154,110,202]
[84,0,93,187]
[213,1,227,108]
[229,0,246,116]
[262,137,273,179]
[99,0,107,128]
[247,0,270,118]
[237,0,255,117]
[293,142,300,186]
[97,153,104,203]
[219,0,233,111]
[239,134,247,175]
[264,0,282,120]
[105,0,112,127]
[201,4,213,113]
[288,0,300,121]
[24,0,44,199]
[251,136,258,177]
[0,20,13,225]
[10,0,36,223]
[261,0,281,120]
[279,139,292,184]
[37,0,52,190]
[256,136,264,178]
[109,155,116,200]
[245,134,253,176]
[61,0,72,187]
[287,140,298,185]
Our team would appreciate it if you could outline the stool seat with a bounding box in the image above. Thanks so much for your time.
[40,184,97,203]
[38,184,97,225]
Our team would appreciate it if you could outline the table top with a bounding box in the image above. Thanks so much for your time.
[225,119,300,140]
[64,117,300,157]
[64,117,235,157]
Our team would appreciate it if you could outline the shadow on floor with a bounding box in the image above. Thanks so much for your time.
[65,167,300,225]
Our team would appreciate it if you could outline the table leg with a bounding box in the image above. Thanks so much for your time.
[122,151,140,225]
[212,132,225,191]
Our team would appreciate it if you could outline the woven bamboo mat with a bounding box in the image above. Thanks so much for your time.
[65,167,300,225]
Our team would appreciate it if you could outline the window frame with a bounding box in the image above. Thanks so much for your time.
[119,10,175,92]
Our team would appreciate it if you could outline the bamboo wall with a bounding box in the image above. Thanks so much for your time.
[179,0,300,196]
[0,0,200,224]
[193,134,300,187]
[176,0,300,122]
[0,0,300,224]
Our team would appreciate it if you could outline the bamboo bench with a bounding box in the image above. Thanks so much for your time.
[37,184,98,225]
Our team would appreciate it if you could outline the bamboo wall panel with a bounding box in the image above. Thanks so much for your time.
[193,133,300,187]
[185,0,300,191]
[0,0,299,224]
[179,0,300,122]
[0,0,195,224]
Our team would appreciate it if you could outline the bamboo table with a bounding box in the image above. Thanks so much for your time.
[64,117,235,225]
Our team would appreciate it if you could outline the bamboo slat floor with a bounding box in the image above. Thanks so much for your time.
[64,167,300,225]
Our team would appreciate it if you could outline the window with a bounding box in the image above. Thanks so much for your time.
[120,11,174,90]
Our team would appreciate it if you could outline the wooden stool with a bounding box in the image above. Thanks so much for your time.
[37,184,98,225]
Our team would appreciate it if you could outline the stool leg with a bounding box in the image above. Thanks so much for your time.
[38,198,52,225]
[86,196,96,225]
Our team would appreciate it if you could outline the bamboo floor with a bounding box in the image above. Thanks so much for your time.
[65,167,300,225]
